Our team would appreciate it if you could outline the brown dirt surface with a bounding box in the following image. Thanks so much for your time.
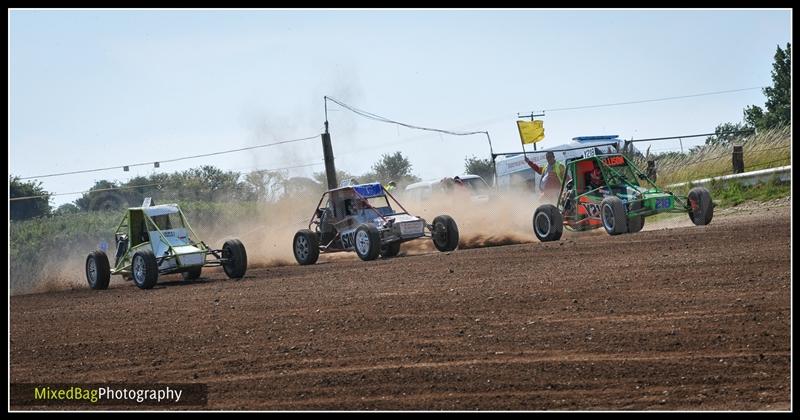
[10,204,791,411]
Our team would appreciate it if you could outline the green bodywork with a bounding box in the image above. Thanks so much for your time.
[557,154,692,230]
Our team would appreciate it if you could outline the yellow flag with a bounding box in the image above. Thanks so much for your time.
[517,120,545,144]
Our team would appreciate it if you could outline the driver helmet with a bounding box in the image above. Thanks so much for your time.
[589,167,603,185]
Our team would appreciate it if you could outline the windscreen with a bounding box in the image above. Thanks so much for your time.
[601,156,640,188]
[366,196,392,212]
[150,213,185,231]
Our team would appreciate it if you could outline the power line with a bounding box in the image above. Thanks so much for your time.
[9,160,326,202]
[326,96,487,137]
[227,161,325,174]
[326,87,765,154]
[9,182,163,202]
[18,134,321,180]
[542,87,765,113]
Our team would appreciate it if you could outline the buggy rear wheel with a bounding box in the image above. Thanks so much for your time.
[533,204,563,242]
[432,215,459,252]
[381,242,401,258]
[354,224,381,261]
[86,250,111,290]
[627,199,645,233]
[182,266,202,281]
[601,197,627,236]
[293,229,320,265]
[222,239,248,279]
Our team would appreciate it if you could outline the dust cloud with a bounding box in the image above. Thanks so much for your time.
[198,186,544,265]
[15,187,546,295]
[396,188,540,253]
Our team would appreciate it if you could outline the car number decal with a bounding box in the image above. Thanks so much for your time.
[603,156,625,166]
[341,231,356,248]
[582,203,600,217]
[655,197,671,209]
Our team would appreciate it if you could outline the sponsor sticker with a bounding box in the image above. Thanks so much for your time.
[399,221,424,235]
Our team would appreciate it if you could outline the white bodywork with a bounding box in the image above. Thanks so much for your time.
[380,214,425,237]
[148,227,206,270]
[143,204,181,217]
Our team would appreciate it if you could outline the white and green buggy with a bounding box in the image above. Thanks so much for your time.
[85,199,247,290]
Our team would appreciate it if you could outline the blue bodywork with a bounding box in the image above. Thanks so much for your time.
[352,183,384,198]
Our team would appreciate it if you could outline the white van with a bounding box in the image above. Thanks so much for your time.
[495,135,636,191]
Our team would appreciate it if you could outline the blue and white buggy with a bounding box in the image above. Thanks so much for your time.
[293,183,460,264]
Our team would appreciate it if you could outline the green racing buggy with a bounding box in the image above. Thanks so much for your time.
[532,153,714,242]
[85,199,248,290]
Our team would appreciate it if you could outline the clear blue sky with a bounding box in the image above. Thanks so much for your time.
[9,9,791,207]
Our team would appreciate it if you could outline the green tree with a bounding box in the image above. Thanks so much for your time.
[244,170,286,202]
[74,180,127,212]
[282,176,323,198]
[745,43,791,130]
[464,155,495,184]
[170,166,252,202]
[121,175,162,206]
[370,152,420,185]
[706,122,752,146]
[9,176,51,220]
[707,43,790,145]
[312,169,356,188]
[72,165,253,210]
[53,203,80,215]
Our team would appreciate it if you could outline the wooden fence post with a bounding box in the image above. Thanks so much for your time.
[732,145,744,174]
[646,160,657,182]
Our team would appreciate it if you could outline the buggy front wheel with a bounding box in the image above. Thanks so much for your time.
[86,250,111,290]
[222,239,248,279]
[688,187,714,225]
[354,224,381,261]
[601,197,627,236]
[432,215,459,252]
[132,249,159,289]
[533,204,563,242]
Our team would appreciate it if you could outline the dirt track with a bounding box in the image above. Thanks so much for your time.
[10,204,791,410]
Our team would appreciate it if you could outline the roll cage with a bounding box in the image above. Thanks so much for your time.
[111,205,227,275]
[307,184,412,229]
[556,154,689,226]
[306,184,417,251]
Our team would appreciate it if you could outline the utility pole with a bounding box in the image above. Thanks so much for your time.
[483,131,498,187]
[321,97,338,190]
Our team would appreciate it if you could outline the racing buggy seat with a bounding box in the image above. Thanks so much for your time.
[575,160,599,193]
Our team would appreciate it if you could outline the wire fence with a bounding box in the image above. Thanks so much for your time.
[630,125,791,187]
